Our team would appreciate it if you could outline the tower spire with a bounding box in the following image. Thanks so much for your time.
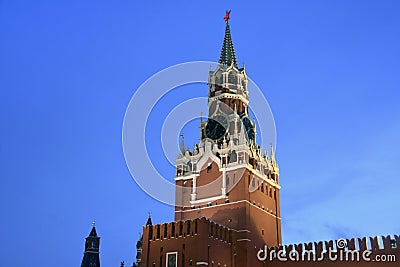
[146,212,153,226]
[81,223,100,267]
[224,10,231,23]
[219,11,238,68]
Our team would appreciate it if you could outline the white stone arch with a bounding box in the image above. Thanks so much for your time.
[195,141,221,172]
[226,62,239,73]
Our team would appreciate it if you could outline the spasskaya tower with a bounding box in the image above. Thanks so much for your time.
[175,10,281,247]
[137,11,281,267]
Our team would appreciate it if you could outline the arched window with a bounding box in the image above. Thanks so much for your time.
[228,72,236,84]
[230,150,237,163]
[216,75,223,85]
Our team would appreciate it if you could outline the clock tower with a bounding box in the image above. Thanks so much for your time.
[174,14,281,251]
[138,12,282,267]
[132,11,400,267]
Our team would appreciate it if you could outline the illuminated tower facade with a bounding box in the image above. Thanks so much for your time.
[174,13,281,248]
[138,12,281,267]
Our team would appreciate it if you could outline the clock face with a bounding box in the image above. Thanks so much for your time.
[241,116,255,141]
[205,115,228,140]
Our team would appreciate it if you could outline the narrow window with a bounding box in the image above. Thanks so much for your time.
[166,252,178,267]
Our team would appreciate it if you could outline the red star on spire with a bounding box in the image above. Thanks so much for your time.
[224,10,231,23]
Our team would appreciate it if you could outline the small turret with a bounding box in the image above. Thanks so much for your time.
[81,222,101,267]
[135,215,152,267]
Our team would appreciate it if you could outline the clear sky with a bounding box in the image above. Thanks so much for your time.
[1,1,400,266]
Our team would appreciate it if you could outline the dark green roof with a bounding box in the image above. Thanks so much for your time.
[219,23,238,68]
[89,226,97,237]
[146,215,152,226]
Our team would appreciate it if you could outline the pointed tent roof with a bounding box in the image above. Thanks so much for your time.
[146,214,153,226]
[88,226,98,237]
[219,22,238,68]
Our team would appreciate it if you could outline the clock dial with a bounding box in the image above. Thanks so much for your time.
[205,115,228,140]
[241,116,255,141]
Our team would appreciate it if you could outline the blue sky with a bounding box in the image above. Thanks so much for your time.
[1,1,400,266]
